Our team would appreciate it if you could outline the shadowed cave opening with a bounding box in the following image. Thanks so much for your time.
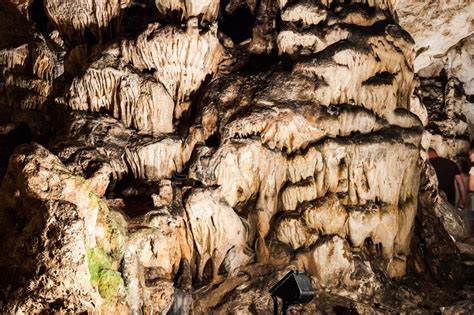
[28,0,50,36]
[219,0,255,44]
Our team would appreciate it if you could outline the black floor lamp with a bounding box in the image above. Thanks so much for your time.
[269,270,315,315]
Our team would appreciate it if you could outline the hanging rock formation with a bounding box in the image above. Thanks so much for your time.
[0,0,472,313]
[43,0,132,45]
[68,21,224,134]
[0,0,59,111]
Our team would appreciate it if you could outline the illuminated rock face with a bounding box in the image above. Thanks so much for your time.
[43,0,132,45]
[187,0,422,281]
[396,0,473,72]
[68,23,224,134]
[0,0,470,313]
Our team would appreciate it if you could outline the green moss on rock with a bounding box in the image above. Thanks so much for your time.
[87,247,125,302]
[87,247,112,285]
[98,269,125,301]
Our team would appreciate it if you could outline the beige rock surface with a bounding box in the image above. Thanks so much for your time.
[0,143,128,312]
[443,35,474,96]
[154,0,220,22]
[44,0,131,45]
[0,0,471,313]
[295,236,355,287]
[1,201,99,313]
[396,0,473,72]
[68,22,223,133]
[185,188,254,281]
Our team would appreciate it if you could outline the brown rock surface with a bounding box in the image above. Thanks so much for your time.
[0,0,472,313]
[43,0,131,45]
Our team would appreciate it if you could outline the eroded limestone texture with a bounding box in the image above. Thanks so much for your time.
[68,21,224,134]
[44,0,132,45]
[0,0,472,313]
[417,74,470,158]
[396,0,473,72]
[0,144,124,312]
[0,1,59,110]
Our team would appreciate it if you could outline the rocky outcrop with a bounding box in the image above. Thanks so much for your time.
[0,143,127,312]
[1,200,99,313]
[0,0,472,313]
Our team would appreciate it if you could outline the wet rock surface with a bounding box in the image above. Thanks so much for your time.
[0,0,473,313]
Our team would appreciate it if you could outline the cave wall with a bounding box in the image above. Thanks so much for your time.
[0,0,472,313]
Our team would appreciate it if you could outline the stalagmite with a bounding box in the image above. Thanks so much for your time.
[184,188,254,282]
[294,236,355,287]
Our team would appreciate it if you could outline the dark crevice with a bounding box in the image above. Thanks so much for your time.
[122,0,160,39]
[28,0,51,36]
[219,1,255,44]
[362,71,395,86]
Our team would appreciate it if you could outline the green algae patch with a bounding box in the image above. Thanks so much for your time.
[87,247,125,302]
[87,247,113,285]
[98,269,125,301]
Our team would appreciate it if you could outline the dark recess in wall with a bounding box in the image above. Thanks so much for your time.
[219,0,255,44]
[29,0,50,36]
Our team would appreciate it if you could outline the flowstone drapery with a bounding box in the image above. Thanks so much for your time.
[0,0,472,313]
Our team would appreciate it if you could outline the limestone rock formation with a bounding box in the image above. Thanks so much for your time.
[68,22,224,134]
[43,0,131,45]
[398,1,473,149]
[1,201,99,314]
[184,188,253,282]
[0,143,125,312]
[442,35,474,96]
[417,74,470,158]
[155,0,220,23]
[396,0,473,72]
[0,0,473,313]
[49,111,210,183]
[0,1,59,111]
